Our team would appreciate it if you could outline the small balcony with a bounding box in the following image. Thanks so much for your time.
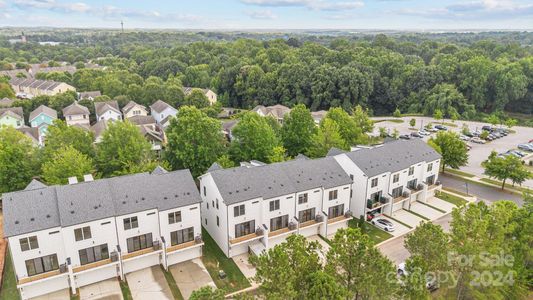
[393,191,410,203]
[427,181,441,190]
[366,196,389,210]
[166,240,202,254]
[327,214,350,225]
[73,258,115,273]
[18,270,63,285]
[122,247,157,260]
[299,220,320,229]
[230,232,262,245]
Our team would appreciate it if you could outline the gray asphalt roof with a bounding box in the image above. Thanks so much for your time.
[150,100,173,113]
[343,139,441,177]
[94,101,120,116]
[62,102,89,116]
[29,105,57,121]
[2,169,200,237]
[209,157,352,205]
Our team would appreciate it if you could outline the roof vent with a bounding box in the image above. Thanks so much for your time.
[94,206,98,209]
[163,197,167,200]
[46,214,50,218]
[30,218,34,221]
[83,174,94,182]
[141,197,145,200]
[122,201,126,204]
[15,221,19,224]
[68,177,78,185]
[70,210,75,214]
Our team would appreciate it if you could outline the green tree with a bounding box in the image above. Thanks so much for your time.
[404,222,450,273]
[326,228,399,299]
[306,271,347,300]
[433,109,443,124]
[215,154,235,169]
[250,235,323,299]
[482,151,532,189]
[267,146,288,163]
[42,146,94,185]
[325,107,363,146]
[352,105,374,134]
[379,127,387,138]
[189,286,225,300]
[96,121,153,177]
[0,81,15,99]
[393,108,402,118]
[280,104,317,157]
[409,118,416,128]
[43,120,95,161]
[484,114,500,127]
[429,131,468,173]
[0,126,39,193]
[229,113,280,163]
[307,118,347,158]
[165,106,225,177]
[505,118,517,130]
[184,89,210,109]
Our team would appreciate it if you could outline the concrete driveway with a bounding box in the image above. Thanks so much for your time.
[30,289,70,300]
[372,216,410,237]
[233,253,257,280]
[427,197,457,213]
[409,202,445,220]
[307,235,330,263]
[169,258,215,300]
[126,266,173,300]
[79,278,123,300]
[390,209,425,228]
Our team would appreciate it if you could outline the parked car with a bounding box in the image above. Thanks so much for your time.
[529,139,533,143]
[464,132,474,138]
[410,132,423,138]
[397,263,439,292]
[472,130,482,137]
[399,134,411,140]
[518,144,533,152]
[418,130,430,136]
[371,218,395,232]
[459,135,470,141]
[508,150,526,158]
[427,127,438,133]
[471,137,486,144]
[366,210,381,221]
[482,125,493,132]
[492,132,502,138]
[434,124,447,131]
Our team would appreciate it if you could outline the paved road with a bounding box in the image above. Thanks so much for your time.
[378,177,525,265]
[439,173,524,206]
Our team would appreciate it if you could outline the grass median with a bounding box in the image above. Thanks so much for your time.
[348,219,393,245]
[435,191,467,207]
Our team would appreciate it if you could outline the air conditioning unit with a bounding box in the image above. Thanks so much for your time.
[315,214,324,222]
[110,251,119,262]
[255,227,264,236]
[344,211,353,218]
[402,191,409,197]
[59,264,68,273]
[194,235,203,244]
[288,222,297,230]
[153,240,161,250]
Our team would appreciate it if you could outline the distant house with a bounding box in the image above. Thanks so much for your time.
[78,91,101,101]
[9,78,75,99]
[183,87,217,105]
[62,103,90,127]
[91,119,110,143]
[311,110,327,125]
[0,97,15,107]
[29,105,57,138]
[150,100,177,129]
[218,107,239,119]
[0,107,24,128]
[17,127,42,146]
[128,115,166,151]
[252,104,291,124]
[95,101,122,121]
[122,101,148,119]
[222,119,239,141]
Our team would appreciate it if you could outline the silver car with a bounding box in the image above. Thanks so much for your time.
[371,218,395,232]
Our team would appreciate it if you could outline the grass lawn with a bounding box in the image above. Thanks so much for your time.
[119,280,133,300]
[435,191,468,207]
[201,228,250,293]
[0,249,19,300]
[442,187,470,197]
[348,219,393,245]
[160,266,184,300]
[444,168,475,178]
[375,119,404,124]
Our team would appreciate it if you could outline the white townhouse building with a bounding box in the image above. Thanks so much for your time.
[150,100,178,129]
[94,100,122,121]
[62,103,90,128]
[3,168,203,300]
[199,157,353,258]
[332,139,442,221]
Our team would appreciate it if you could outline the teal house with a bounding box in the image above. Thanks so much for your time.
[29,105,57,137]
[0,107,24,128]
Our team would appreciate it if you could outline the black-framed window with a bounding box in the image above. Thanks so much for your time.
[298,208,315,223]
[427,163,433,172]
[74,226,92,241]
[25,254,59,276]
[20,236,39,252]
[298,193,308,204]
[392,186,403,198]
[371,178,378,187]
[269,200,280,211]
[216,199,219,209]
[126,233,153,253]
[170,227,194,246]
[407,179,417,189]
[408,166,415,176]
[328,190,338,200]
[234,204,245,217]
[168,211,182,224]
[393,174,400,183]
[328,204,344,219]
[123,217,138,230]
[270,215,289,232]
[79,244,109,265]
[216,216,219,227]
[235,220,255,238]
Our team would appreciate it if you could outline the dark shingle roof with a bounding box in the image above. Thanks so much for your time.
[3,169,200,236]
[62,102,89,116]
[344,139,441,177]
[326,147,346,157]
[150,100,173,113]
[208,157,351,205]
[0,97,14,107]
[128,115,156,126]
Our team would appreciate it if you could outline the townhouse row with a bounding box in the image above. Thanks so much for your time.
[3,139,441,299]
[3,168,203,299]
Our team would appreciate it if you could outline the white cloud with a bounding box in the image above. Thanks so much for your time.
[245,9,277,19]
[397,0,533,19]
[13,0,91,13]
[241,0,364,11]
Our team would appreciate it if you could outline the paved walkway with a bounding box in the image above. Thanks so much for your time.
[390,209,424,228]
[409,202,445,220]
[126,266,173,300]
[427,197,457,213]
[169,258,215,300]
[30,289,70,300]
[79,278,123,300]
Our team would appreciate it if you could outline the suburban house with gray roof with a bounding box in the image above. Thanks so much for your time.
[199,157,353,258]
[122,101,148,119]
[78,91,101,101]
[3,168,203,300]
[95,100,122,122]
[182,87,217,105]
[332,139,441,221]
[9,78,75,99]
[150,100,177,129]
[62,102,90,128]
[0,106,24,128]
[252,104,291,124]
[29,105,57,139]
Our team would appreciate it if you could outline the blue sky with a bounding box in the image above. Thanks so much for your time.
[0,0,532,30]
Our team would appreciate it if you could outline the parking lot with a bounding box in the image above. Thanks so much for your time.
[372,116,533,188]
